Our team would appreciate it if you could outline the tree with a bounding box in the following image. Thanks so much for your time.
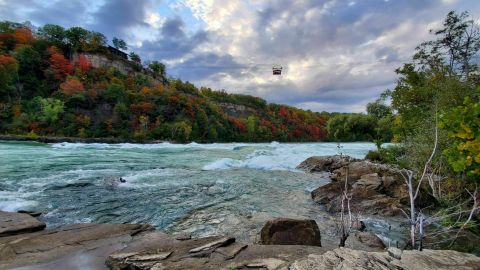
[148,61,165,77]
[85,31,107,51]
[49,47,73,80]
[246,116,255,140]
[366,100,392,119]
[13,28,33,44]
[440,95,480,178]
[414,11,480,76]
[112,37,127,51]
[13,45,43,99]
[40,98,64,124]
[129,52,141,63]
[172,121,192,142]
[65,27,89,52]
[77,54,91,73]
[37,24,66,46]
[60,78,84,96]
[0,55,18,98]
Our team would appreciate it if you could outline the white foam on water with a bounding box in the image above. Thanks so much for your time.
[0,191,38,212]
[50,141,249,150]
[202,142,376,171]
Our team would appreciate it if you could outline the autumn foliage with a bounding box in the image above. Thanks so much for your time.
[60,78,84,96]
[0,21,329,143]
[14,28,33,44]
[49,47,73,80]
[77,54,91,72]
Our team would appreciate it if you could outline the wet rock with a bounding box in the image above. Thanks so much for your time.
[0,211,46,237]
[296,155,358,173]
[260,218,321,246]
[17,210,42,217]
[354,232,385,249]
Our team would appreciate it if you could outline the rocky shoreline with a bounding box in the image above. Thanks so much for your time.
[297,155,411,217]
[1,155,480,269]
[1,211,479,269]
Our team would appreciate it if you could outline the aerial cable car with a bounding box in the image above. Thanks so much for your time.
[272,65,282,75]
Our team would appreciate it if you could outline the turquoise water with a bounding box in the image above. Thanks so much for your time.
[0,141,378,243]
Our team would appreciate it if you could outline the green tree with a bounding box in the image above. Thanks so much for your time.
[148,61,166,77]
[172,121,192,142]
[38,24,66,47]
[40,98,64,124]
[13,45,44,99]
[129,52,141,63]
[246,116,255,141]
[0,55,18,99]
[112,37,127,51]
[414,11,480,76]
[440,95,480,179]
[65,27,89,52]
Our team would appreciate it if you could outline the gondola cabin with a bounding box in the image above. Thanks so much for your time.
[272,66,282,75]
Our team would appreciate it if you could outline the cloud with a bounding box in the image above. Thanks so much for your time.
[89,0,150,37]
[137,16,209,60]
[1,0,480,112]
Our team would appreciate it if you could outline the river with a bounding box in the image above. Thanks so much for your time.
[1,141,405,246]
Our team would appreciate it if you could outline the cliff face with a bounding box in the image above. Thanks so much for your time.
[218,102,259,118]
[72,53,164,85]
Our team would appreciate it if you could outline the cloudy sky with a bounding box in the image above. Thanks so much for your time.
[1,0,479,112]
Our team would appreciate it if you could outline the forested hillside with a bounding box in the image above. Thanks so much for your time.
[0,21,334,142]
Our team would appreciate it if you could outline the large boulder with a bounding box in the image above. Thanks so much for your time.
[260,218,321,246]
[303,157,409,217]
[0,211,46,237]
[311,182,403,216]
[296,155,358,173]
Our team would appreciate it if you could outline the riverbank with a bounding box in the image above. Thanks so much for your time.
[1,211,479,269]
[0,134,165,144]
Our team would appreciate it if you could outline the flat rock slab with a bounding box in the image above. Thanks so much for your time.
[189,237,235,253]
[107,232,327,270]
[0,223,153,269]
[290,248,480,270]
[0,211,46,237]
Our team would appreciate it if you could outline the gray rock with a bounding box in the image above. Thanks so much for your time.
[245,258,288,269]
[189,237,235,253]
[388,247,403,260]
[0,223,153,269]
[215,243,248,260]
[296,155,358,173]
[0,211,46,237]
[354,232,385,249]
[290,248,480,270]
[305,157,407,217]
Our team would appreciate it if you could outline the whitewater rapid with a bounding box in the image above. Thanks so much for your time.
[1,141,386,244]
